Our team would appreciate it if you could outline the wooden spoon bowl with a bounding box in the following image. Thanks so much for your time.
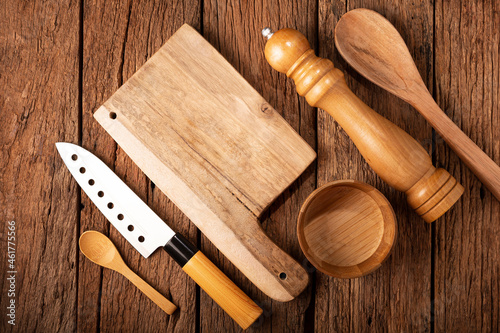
[297,180,396,278]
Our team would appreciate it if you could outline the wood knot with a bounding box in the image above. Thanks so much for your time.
[260,103,273,115]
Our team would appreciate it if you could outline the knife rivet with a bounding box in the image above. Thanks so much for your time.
[117,214,124,220]
[107,202,114,209]
[98,191,104,197]
[71,154,78,161]
[79,167,86,174]
[88,179,95,186]
[128,225,134,231]
[138,236,145,242]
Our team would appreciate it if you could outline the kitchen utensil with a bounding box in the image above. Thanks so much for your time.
[334,8,500,201]
[57,143,263,329]
[297,180,396,278]
[93,24,315,301]
[79,230,177,315]
[262,27,464,223]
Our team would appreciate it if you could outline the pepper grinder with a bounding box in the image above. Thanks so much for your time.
[262,28,463,222]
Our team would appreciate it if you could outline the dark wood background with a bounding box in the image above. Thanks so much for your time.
[1,0,499,332]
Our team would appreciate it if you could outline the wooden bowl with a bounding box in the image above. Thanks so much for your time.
[297,180,397,278]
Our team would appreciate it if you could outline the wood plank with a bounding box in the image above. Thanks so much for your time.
[0,0,80,331]
[434,1,500,331]
[80,2,132,330]
[316,0,434,331]
[81,1,200,331]
[201,0,317,331]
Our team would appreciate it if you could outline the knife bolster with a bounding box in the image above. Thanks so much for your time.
[164,233,197,266]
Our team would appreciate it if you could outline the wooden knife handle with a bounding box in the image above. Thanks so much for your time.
[183,252,263,329]
[264,28,464,222]
[164,233,262,329]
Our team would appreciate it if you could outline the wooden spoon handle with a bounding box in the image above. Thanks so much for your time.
[120,266,177,315]
[417,94,500,200]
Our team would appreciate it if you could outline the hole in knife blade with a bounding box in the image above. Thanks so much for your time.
[138,236,145,242]
[71,154,78,161]
[109,112,117,119]
[128,225,134,231]
[88,179,95,186]
[98,191,104,197]
[107,202,114,209]
[117,214,124,220]
[79,167,86,174]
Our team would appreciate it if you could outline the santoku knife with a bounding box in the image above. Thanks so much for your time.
[56,142,262,329]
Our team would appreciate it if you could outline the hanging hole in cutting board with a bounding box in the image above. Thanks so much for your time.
[109,112,117,119]
[279,272,287,280]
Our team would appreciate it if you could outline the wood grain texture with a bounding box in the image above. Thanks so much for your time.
[264,27,463,223]
[1,0,499,331]
[0,0,80,331]
[434,1,500,331]
[315,0,435,331]
[182,251,263,329]
[297,180,396,278]
[79,2,130,330]
[94,24,314,302]
[81,1,200,332]
[95,24,315,220]
[201,0,317,331]
[334,8,500,202]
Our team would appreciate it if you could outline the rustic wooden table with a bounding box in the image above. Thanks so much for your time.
[1,0,499,332]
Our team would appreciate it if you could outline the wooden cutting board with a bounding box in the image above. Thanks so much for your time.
[94,24,316,301]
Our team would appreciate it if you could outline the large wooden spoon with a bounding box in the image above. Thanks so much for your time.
[335,8,500,201]
[79,230,177,315]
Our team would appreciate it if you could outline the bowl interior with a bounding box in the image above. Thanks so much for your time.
[297,180,396,278]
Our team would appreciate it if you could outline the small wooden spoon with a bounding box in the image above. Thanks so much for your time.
[79,230,177,315]
[335,8,500,201]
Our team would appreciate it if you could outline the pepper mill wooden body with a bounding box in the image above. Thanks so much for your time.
[263,28,464,222]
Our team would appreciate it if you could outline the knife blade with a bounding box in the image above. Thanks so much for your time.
[56,142,262,329]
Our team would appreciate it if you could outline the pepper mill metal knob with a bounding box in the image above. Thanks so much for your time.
[263,28,464,222]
